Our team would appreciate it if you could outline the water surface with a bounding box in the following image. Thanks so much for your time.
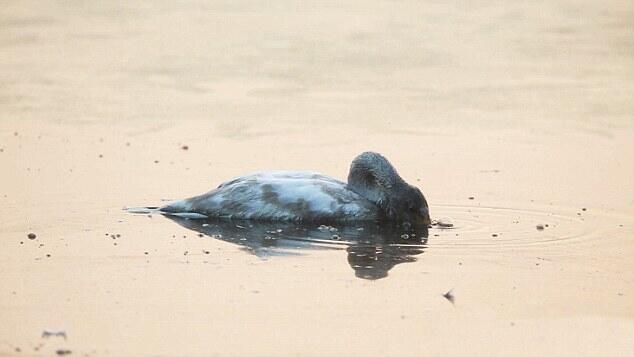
[1,1,633,356]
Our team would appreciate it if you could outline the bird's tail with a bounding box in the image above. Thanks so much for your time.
[124,205,208,219]
[124,206,162,215]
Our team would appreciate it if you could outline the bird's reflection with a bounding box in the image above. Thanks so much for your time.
[164,216,428,280]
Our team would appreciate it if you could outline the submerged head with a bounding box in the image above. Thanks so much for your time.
[347,152,431,225]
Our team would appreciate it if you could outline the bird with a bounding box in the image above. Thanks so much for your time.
[159,152,431,225]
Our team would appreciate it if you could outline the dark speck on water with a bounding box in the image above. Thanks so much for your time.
[27,233,37,240]
[443,289,455,305]
[198,233,204,237]
[181,145,189,150]
[492,233,498,237]
[144,252,148,255]
[468,196,474,200]
[536,224,545,230]
[582,208,587,211]
[435,218,454,228]
[42,330,67,339]
[56,349,72,356]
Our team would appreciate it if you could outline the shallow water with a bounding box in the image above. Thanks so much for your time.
[1,1,633,356]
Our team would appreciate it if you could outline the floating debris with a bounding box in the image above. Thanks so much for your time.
[42,330,67,340]
[56,349,72,356]
[536,224,545,230]
[443,289,455,305]
[27,233,37,240]
[435,218,454,228]
[468,196,474,200]
[181,145,189,150]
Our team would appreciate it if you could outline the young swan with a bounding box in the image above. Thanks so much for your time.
[160,152,431,225]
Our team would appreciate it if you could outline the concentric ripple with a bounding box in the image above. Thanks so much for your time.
[428,203,628,250]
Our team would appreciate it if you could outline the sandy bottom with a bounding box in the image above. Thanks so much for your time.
[1,1,633,356]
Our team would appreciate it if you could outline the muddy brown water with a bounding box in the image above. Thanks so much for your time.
[1,1,633,356]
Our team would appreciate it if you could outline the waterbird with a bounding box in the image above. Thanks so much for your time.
[159,152,431,225]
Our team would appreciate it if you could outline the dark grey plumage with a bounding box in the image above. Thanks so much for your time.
[160,152,431,225]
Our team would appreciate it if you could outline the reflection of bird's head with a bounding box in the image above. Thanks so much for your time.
[347,247,389,279]
[346,244,425,280]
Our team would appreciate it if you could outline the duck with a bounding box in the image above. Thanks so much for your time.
[160,152,431,225]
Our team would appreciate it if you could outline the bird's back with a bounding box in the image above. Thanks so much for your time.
[160,171,380,222]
